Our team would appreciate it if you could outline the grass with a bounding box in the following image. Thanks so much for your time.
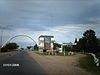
[78,54,100,75]
[0,49,18,54]
[35,51,75,56]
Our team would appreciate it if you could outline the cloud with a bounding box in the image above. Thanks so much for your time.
[47,24,94,32]
[88,18,100,23]
[0,0,100,47]
[0,23,100,47]
[45,24,100,42]
[0,0,100,26]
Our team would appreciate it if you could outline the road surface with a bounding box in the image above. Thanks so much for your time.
[28,51,93,75]
[0,51,48,75]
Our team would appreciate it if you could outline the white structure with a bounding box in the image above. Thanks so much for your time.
[0,35,37,51]
[58,42,74,53]
[63,42,73,47]
[89,53,99,66]
[38,35,55,52]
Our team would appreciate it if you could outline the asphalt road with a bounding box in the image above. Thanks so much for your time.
[0,51,48,75]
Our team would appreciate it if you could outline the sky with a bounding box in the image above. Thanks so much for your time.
[0,0,100,48]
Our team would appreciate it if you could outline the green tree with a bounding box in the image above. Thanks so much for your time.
[74,38,77,44]
[96,38,100,53]
[5,43,19,49]
[79,29,98,53]
[20,48,24,50]
[53,43,61,50]
[78,37,87,52]
[72,38,78,51]
[34,44,39,51]
[1,42,19,52]
[27,46,31,50]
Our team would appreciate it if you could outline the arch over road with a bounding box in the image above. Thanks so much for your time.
[1,35,37,48]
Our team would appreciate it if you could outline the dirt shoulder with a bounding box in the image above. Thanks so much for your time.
[27,51,94,75]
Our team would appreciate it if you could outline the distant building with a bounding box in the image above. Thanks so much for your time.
[56,42,74,53]
[38,35,55,52]
[62,42,73,47]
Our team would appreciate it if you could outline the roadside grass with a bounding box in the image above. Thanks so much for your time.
[96,53,100,60]
[0,49,17,54]
[35,51,75,56]
[78,54,100,75]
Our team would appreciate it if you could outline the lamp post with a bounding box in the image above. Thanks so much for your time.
[64,46,65,56]
[62,43,66,56]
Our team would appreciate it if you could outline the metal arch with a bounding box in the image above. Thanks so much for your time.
[1,35,37,48]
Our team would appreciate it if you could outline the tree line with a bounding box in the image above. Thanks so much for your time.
[1,43,19,52]
[1,42,39,52]
[72,29,100,53]
[53,29,100,54]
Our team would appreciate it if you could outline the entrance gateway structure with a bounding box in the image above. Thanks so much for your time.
[0,35,37,49]
[38,35,55,52]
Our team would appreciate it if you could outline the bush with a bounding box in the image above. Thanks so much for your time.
[1,47,8,52]
[1,42,19,52]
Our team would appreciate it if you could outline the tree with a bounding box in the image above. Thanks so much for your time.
[1,42,19,52]
[78,37,87,52]
[20,48,24,50]
[53,43,61,50]
[34,44,39,51]
[72,38,78,51]
[79,29,98,53]
[27,46,31,50]
[74,38,77,44]
[96,38,100,53]
[6,43,19,49]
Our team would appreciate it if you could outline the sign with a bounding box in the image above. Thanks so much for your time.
[44,38,51,49]
[44,38,51,44]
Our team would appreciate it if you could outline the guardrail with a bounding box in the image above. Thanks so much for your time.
[89,53,99,67]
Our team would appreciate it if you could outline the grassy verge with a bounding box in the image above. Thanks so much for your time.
[0,49,17,54]
[78,54,100,75]
[35,51,75,56]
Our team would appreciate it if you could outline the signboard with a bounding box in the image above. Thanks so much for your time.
[44,38,51,49]
[44,38,51,44]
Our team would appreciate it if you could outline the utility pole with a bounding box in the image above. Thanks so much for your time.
[62,43,66,56]
[1,30,3,46]
[0,30,3,52]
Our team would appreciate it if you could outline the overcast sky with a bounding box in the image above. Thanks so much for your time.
[0,0,100,48]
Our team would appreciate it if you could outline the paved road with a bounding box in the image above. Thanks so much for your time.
[0,51,48,75]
